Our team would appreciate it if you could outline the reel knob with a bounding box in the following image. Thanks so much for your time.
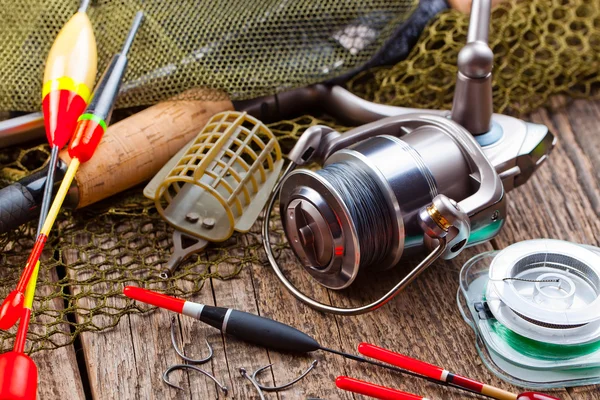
[286,199,334,269]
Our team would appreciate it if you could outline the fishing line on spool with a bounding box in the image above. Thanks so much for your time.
[489,320,600,361]
[316,161,393,269]
[460,239,600,387]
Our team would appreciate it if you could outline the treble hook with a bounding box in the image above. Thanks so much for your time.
[163,364,228,395]
[252,360,318,391]
[240,360,318,398]
[170,316,213,364]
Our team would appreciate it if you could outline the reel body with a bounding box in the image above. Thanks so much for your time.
[459,239,600,388]
[280,117,494,290]
[263,110,554,315]
[263,0,556,315]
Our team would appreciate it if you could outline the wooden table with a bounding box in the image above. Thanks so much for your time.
[32,98,600,399]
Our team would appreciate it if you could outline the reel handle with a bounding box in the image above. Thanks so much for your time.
[262,163,448,316]
[450,0,494,135]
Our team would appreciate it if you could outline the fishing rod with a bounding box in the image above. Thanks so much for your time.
[123,286,560,400]
[0,12,144,331]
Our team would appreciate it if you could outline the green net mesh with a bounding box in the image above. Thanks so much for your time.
[1,0,600,353]
[0,0,418,110]
[347,0,600,115]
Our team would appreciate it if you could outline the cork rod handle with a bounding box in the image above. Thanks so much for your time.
[59,96,234,208]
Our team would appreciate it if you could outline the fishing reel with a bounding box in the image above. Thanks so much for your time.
[262,0,556,315]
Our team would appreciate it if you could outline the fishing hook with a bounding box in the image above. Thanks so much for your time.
[170,316,213,364]
[240,360,318,398]
[239,367,266,400]
[252,360,319,391]
[163,364,228,395]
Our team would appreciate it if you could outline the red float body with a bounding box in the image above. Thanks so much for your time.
[0,352,37,400]
[0,292,24,331]
[68,119,105,163]
[358,343,445,380]
[42,90,87,149]
[336,376,425,400]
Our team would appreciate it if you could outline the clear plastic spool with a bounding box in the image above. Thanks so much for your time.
[458,241,600,388]
[487,240,600,327]
[486,239,600,345]
[532,273,575,310]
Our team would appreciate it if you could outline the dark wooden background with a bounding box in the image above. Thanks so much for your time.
[31,98,600,399]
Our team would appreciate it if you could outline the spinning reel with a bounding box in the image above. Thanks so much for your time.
[262,0,556,315]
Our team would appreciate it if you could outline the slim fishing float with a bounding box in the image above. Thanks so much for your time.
[0,12,144,331]
[336,376,429,400]
[357,343,560,400]
[39,0,97,235]
[0,264,40,400]
[123,287,559,400]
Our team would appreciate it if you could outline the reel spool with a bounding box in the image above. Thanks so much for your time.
[144,111,283,278]
[459,239,600,388]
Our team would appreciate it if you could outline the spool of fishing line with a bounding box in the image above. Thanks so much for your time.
[459,239,600,388]
[315,161,394,270]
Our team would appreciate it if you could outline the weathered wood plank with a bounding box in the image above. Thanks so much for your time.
[32,347,85,400]
[244,223,352,400]
[206,236,277,399]
[61,219,224,400]
[558,99,600,216]
[32,262,85,400]
[127,281,222,400]
[63,232,148,400]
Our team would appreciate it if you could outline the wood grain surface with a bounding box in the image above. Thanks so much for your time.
[32,251,85,400]
[36,98,600,399]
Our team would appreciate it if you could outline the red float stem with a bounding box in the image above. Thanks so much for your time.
[12,309,32,354]
[123,286,186,314]
[15,235,47,294]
